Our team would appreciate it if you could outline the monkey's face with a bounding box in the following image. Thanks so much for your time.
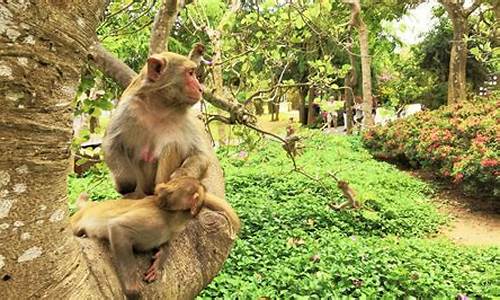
[145,52,203,106]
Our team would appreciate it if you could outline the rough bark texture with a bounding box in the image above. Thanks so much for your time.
[439,0,480,104]
[149,0,178,55]
[1,1,235,299]
[345,0,374,127]
[206,28,227,144]
[0,0,106,298]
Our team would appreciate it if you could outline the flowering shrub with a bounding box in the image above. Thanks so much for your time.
[363,97,499,197]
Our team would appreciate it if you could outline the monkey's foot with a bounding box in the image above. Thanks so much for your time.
[144,250,164,282]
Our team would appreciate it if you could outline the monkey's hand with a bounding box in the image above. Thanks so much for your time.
[144,248,167,283]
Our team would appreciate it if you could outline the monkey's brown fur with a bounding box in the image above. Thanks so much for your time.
[70,176,240,299]
[103,47,210,198]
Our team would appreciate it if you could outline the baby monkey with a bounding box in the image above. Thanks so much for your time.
[70,177,240,299]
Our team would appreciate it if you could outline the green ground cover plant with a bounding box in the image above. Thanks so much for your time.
[68,133,499,298]
[362,96,499,198]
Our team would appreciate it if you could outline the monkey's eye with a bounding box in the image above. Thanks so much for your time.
[188,69,195,76]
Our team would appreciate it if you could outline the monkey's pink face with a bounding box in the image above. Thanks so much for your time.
[184,68,203,104]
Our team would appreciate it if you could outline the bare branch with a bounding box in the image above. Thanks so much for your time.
[98,0,137,31]
[243,83,312,105]
[149,0,178,55]
[105,19,154,38]
[103,0,158,38]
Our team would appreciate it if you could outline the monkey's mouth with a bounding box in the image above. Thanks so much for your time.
[186,94,202,104]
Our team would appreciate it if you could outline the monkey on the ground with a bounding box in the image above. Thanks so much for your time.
[331,180,361,210]
[103,44,211,199]
[70,176,240,299]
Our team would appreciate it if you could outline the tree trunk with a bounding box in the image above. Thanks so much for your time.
[358,14,374,126]
[274,98,280,121]
[439,0,481,104]
[206,0,241,145]
[0,0,106,297]
[344,0,374,127]
[446,11,469,104]
[207,29,228,145]
[149,0,178,55]
[344,36,357,134]
[1,1,235,298]
[307,86,316,125]
[254,99,264,115]
[299,88,307,125]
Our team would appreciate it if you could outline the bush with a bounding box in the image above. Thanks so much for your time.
[363,97,499,197]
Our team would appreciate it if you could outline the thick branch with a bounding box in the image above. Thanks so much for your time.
[149,0,178,55]
[88,42,136,87]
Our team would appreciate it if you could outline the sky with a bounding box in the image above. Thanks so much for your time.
[392,0,438,45]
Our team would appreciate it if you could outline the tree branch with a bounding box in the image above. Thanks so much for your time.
[203,92,257,124]
[465,0,482,16]
[88,42,136,88]
[149,0,178,55]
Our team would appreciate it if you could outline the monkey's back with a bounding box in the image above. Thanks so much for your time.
[71,198,193,252]
[71,198,154,239]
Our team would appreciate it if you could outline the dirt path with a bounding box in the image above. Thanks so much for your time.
[408,170,500,247]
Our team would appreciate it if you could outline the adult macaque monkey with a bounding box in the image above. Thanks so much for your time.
[103,44,210,198]
[70,176,240,299]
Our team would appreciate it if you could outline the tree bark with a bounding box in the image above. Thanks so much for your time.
[88,42,136,87]
[439,0,480,105]
[298,87,307,125]
[344,0,374,127]
[1,1,235,298]
[149,0,178,55]
[344,32,357,134]
[206,28,228,145]
[0,0,106,297]
[307,86,317,125]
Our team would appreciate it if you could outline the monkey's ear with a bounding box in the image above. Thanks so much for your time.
[147,55,167,81]
[190,193,203,216]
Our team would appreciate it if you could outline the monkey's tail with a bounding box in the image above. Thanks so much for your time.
[203,193,241,238]
[76,192,90,210]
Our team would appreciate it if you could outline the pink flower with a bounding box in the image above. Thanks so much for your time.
[454,173,464,183]
[480,159,498,167]
[473,134,488,145]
